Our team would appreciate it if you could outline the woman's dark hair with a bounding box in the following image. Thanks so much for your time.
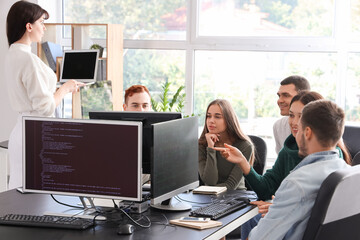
[6,1,49,46]
[290,90,323,106]
[290,91,352,165]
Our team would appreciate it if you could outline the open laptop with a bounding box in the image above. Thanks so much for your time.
[58,49,99,86]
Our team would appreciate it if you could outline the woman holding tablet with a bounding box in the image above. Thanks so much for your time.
[5,1,84,189]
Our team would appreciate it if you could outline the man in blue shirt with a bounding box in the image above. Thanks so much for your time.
[216,99,350,239]
[248,99,351,240]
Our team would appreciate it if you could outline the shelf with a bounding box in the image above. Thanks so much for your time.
[37,23,123,118]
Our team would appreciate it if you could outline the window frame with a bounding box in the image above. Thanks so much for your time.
[40,0,359,121]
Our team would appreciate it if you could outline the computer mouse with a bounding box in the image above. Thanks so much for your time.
[117,224,135,235]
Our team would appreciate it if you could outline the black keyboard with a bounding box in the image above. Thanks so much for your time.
[0,214,95,230]
[190,197,249,220]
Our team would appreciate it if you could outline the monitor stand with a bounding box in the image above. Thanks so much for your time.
[150,197,191,211]
[44,196,106,221]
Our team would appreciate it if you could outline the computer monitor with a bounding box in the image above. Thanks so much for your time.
[88,111,182,174]
[151,116,199,211]
[60,49,99,83]
[22,116,142,219]
[89,112,198,211]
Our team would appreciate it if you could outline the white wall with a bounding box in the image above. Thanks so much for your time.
[0,0,18,142]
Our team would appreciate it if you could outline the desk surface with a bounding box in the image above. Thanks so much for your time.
[0,189,257,240]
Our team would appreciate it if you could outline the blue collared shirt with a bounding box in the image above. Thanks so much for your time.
[249,150,350,240]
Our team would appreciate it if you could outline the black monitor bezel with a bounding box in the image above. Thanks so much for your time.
[88,111,182,174]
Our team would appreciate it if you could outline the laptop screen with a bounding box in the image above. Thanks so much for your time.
[60,50,99,83]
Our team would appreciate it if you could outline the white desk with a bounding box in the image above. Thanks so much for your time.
[205,206,258,240]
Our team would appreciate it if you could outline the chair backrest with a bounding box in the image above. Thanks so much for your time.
[343,125,360,159]
[302,165,360,240]
[248,135,267,175]
[352,152,360,166]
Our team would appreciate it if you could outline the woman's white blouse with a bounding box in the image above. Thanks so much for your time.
[5,43,57,116]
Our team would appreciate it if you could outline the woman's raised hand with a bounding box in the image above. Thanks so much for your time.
[205,133,220,148]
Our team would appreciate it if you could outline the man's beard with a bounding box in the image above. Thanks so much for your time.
[298,133,308,158]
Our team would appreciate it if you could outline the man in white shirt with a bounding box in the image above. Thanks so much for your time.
[273,76,310,154]
[123,85,152,111]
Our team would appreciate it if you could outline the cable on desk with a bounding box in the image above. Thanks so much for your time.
[175,195,213,205]
[50,195,107,223]
[149,213,177,228]
[118,208,151,228]
[112,199,119,209]
[48,196,165,229]
[50,194,84,209]
[92,212,105,227]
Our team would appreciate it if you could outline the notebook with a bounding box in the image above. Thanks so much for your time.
[192,186,227,195]
[170,219,222,230]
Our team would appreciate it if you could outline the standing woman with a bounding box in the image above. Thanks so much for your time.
[5,1,84,189]
[198,99,255,190]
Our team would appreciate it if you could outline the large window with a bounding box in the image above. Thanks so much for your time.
[198,0,334,37]
[63,0,186,40]
[40,0,360,159]
[123,49,186,93]
[194,51,337,123]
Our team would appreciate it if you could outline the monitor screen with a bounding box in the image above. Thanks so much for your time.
[151,117,199,210]
[88,111,182,174]
[22,116,142,202]
[60,50,99,83]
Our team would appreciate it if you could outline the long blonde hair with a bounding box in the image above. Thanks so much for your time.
[199,99,255,165]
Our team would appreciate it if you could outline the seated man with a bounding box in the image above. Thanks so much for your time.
[217,100,350,239]
[249,100,350,239]
[123,85,152,184]
[123,85,152,111]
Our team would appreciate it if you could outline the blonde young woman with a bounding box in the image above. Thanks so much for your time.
[198,99,255,190]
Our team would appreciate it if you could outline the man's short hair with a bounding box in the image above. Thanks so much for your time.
[301,100,345,148]
[124,85,151,104]
[280,75,310,92]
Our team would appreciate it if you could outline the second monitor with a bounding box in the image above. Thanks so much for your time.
[88,111,182,174]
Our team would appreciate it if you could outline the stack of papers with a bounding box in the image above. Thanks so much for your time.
[192,186,227,195]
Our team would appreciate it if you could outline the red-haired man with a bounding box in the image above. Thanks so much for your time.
[123,85,152,111]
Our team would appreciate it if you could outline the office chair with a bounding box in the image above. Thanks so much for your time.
[302,165,360,240]
[343,125,360,159]
[245,135,267,190]
[351,152,360,166]
[248,135,267,175]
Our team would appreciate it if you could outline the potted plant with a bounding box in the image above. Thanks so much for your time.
[151,81,185,113]
[90,44,104,58]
